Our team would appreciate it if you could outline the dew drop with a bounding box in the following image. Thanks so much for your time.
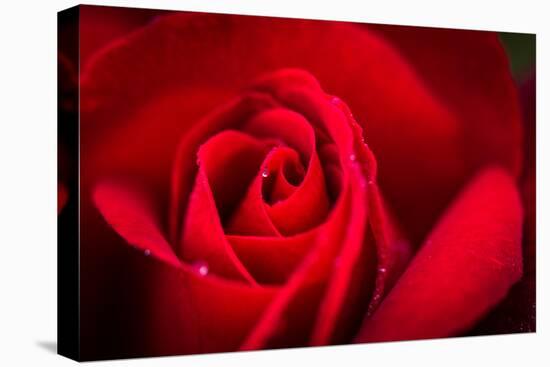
[372,294,381,304]
[349,153,357,162]
[378,267,387,273]
[192,260,209,276]
[144,249,151,256]
[261,168,269,178]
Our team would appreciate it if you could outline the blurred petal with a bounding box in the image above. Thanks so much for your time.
[471,72,536,334]
[369,25,523,241]
[80,5,168,67]
[357,168,523,342]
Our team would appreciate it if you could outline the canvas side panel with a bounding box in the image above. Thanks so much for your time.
[57,5,80,361]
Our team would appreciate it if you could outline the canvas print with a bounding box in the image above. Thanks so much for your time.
[57,5,536,361]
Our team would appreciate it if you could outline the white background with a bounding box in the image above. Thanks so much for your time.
[0,0,547,365]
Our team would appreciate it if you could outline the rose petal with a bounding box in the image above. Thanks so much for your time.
[227,230,317,284]
[228,145,329,236]
[148,262,277,356]
[196,130,270,224]
[309,171,372,345]
[266,150,329,234]
[239,70,385,348]
[356,168,523,342]
[81,86,230,233]
[81,13,477,245]
[170,92,278,243]
[268,149,304,202]
[93,180,181,268]
[80,5,168,67]
[224,165,282,237]
[180,131,268,284]
[366,182,412,314]
[369,25,523,176]
[92,179,279,355]
[368,25,523,242]
[310,99,411,346]
[172,70,334,240]
[471,72,536,335]
[243,107,315,160]
[240,184,356,350]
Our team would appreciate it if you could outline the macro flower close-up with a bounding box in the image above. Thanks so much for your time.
[57,5,536,361]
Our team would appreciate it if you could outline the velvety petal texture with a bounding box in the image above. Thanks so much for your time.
[356,168,523,342]
[79,5,169,67]
[82,12,522,246]
[471,72,536,335]
[93,180,278,354]
[77,6,529,359]
[367,25,523,242]
[92,69,411,354]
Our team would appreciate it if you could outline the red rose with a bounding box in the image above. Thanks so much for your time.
[77,8,529,359]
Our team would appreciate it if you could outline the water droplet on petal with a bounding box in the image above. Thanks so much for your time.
[349,153,357,162]
[192,260,209,276]
[372,294,381,306]
[378,267,387,273]
[144,249,151,256]
[261,168,269,178]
